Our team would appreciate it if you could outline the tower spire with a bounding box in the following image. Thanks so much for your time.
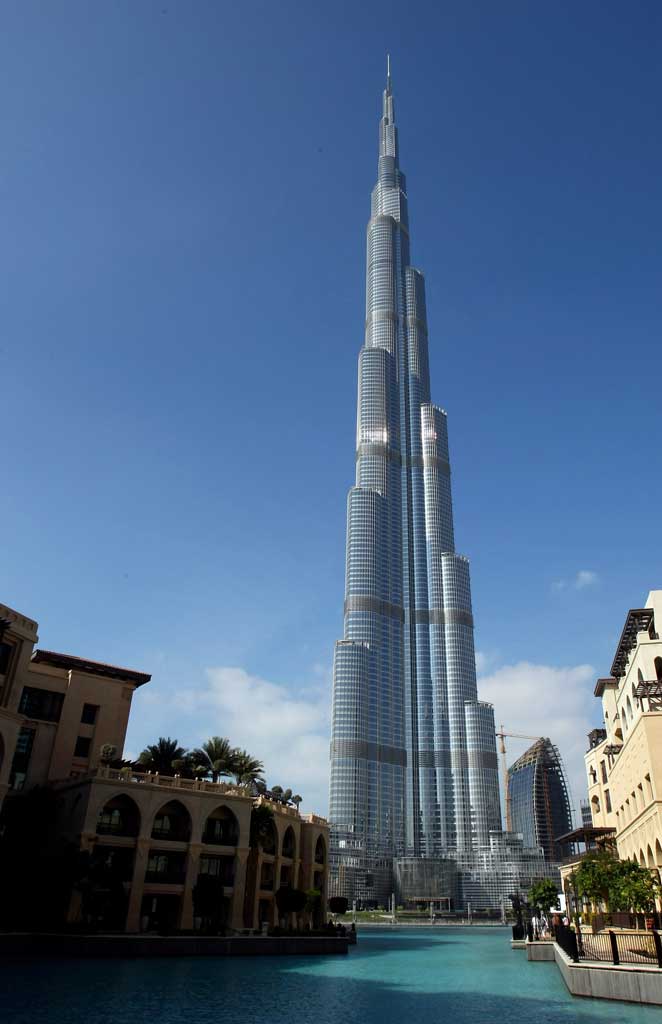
[386,53,391,92]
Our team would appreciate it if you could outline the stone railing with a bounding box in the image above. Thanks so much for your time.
[303,813,328,826]
[92,765,253,799]
[255,795,300,819]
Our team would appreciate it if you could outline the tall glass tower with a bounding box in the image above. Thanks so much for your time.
[329,63,501,903]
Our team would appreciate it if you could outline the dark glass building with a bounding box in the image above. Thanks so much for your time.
[507,738,573,862]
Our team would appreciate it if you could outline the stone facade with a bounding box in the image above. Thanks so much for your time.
[54,768,328,932]
[0,601,149,806]
[0,600,329,932]
[584,590,662,873]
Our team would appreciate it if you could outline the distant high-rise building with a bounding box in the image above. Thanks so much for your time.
[328,62,501,903]
[580,799,593,829]
[507,738,573,861]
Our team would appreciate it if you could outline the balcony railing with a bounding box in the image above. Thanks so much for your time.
[151,827,190,842]
[144,870,186,885]
[202,831,238,847]
[97,822,138,837]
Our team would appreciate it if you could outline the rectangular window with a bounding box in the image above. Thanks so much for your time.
[600,760,608,784]
[74,736,91,759]
[9,726,36,790]
[81,703,98,725]
[19,686,64,723]
[200,857,221,877]
[605,789,612,813]
[0,642,14,675]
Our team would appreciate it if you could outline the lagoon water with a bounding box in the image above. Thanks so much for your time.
[3,927,659,1023]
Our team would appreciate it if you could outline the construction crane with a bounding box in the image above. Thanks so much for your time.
[495,725,543,831]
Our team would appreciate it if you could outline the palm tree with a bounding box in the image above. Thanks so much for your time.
[292,795,302,811]
[282,788,293,805]
[232,750,265,786]
[270,785,284,803]
[189,736,235,783]
[138,737,186,775]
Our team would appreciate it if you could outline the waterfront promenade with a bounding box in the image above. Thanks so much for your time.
[3,927,659,1023]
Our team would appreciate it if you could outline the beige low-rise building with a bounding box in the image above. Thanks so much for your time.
[0,602,149,804]
[0,601,329,932]
[55,768,328,932]
[584,590,662,873]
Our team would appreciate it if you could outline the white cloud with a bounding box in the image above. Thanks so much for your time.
[475,649,500,674]
[130,666,331,817]
[478,660,596,824]
[127,654,599,832]
[552,570,599,593]
[575,570,598,589]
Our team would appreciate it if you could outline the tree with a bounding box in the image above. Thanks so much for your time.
[232,750,265,786]
[305,888,322,927]
[292,794,302,811]
[282,788,293,804]
[328,896,349,916]
[249,803,276,851]
[99,744,117,765]
[270,785,284,802]
[610,858,661,913]
[528,879,560,915]
[189,736,235,783]
[0,787,81,930]
[193,873,227,934]
[275,885,306,917]
[138,737,187,775]
[572,851,618,912]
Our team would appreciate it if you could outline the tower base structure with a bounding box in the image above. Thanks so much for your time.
[330,831,562,912]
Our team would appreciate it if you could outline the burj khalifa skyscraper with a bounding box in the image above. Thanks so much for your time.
[329,62,501,903]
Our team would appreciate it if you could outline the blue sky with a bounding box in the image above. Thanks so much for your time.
[3,1,661,814]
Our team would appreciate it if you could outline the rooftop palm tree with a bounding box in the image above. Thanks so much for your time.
[292,795,302,811]
[232,750,264,786]
[190,736,235,783]
[138,737,187,775]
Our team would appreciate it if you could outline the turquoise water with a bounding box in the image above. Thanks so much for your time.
[2,927,659,1023]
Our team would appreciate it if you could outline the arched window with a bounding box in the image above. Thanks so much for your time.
[282,826,296,859]
[151,800,191,841]
[97,794,140,837]
[314,834,326,864]
[203,806,239,846]
[626,696,633,721]
[655,657,662,682]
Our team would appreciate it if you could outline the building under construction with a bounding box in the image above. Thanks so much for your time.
[507,738,574,862]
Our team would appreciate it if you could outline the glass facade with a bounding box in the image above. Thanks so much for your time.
[507,738,573,862]
[329,68,501,903]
